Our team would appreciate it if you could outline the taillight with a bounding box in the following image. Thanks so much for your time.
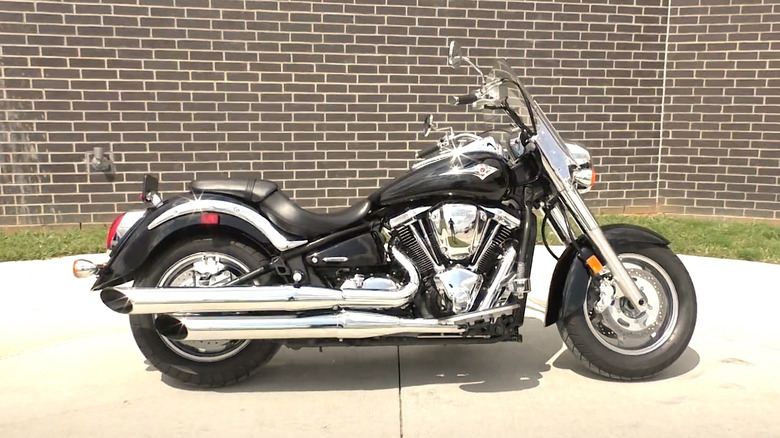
[107,213,125,249]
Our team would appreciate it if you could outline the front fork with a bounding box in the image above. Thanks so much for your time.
[547,187,648,312]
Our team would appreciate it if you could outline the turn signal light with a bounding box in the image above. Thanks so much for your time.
[573,167,596,194]
[585,255,604,275]
[73,259,98,278]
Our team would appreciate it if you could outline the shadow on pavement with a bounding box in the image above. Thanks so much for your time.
[395,318,562,393]
[161,318,700,393]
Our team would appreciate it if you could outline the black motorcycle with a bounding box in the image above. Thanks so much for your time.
[74,42,697,387]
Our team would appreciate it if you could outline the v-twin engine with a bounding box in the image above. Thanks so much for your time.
[392,203,519,316]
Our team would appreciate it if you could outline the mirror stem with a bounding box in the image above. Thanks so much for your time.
[461,57,485,81]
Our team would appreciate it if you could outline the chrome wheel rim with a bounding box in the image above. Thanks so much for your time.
[584,253,679,356]
[156,252,252,363]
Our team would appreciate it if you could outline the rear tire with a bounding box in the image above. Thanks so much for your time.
[557,243,697,380]
[129,236,280,387]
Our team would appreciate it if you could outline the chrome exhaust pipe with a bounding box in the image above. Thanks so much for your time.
[101,247,419,315]
[155,311,465,341]
[476,245,518,311]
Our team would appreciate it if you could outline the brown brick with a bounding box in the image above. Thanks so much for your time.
[0,0,777,226]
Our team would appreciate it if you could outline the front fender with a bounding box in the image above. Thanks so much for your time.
[543,224,670,326]
[91,195,274,290]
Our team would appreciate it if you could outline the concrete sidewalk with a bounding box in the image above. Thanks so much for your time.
[1,249,779,437]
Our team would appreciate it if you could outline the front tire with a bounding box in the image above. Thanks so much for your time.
[129,236,280,387]
[558,243,697,380]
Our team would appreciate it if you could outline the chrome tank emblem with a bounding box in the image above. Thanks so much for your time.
[428,204,488,261]
[442,163,498,180]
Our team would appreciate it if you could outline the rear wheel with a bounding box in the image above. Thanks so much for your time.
[129,237,280,387]
[558,243,697,380]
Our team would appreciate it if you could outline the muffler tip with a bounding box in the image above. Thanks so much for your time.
[155,315,188,341]
[100,287,133,314]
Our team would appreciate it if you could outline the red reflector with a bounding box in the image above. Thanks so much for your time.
[200,213,220,225]
[106,213,125,249]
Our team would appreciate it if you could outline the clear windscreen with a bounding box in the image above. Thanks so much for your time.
[476,60,535,138]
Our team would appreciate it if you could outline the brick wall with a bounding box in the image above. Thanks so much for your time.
[660,0,780,220]
[0,0,777,227]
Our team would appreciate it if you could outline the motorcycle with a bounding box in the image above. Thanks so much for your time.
[74,42,697,387]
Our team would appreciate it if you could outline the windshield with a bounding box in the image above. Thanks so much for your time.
[479,60,537,135]
[485,59,579,186]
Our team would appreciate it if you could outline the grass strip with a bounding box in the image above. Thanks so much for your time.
[598,215,780,264]
[0,216,778,264]
[0,227,107,262]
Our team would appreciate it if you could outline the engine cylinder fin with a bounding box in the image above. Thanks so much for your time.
[397,224,434,275]
[476,225,512,274]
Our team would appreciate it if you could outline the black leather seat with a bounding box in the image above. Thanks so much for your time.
[259,191,372,239]
[191,179,278,203]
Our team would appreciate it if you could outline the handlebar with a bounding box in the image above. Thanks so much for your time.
[449,93,479,105]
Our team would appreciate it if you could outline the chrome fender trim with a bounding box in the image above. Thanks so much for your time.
[147,199,307,251]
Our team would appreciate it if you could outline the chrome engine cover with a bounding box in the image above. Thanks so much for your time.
[428,203,489,261]
[340,275,401,292]
[433,267,483,313]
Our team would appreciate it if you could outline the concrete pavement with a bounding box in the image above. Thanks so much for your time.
[1,249,779,437]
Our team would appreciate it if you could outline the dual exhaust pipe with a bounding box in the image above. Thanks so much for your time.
[100,246,520,342]
[102,282,471,342]
[101,281,518,342]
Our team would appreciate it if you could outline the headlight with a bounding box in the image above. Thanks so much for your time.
[565,142,597,194]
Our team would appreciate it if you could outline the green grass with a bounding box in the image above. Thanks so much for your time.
[597,215,780,264]
[0,216,778,264]
[0,227,107,262]
[541,215,780,265]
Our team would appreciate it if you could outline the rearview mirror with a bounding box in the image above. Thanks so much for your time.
[447,41,462,69]
[423,115,434,137]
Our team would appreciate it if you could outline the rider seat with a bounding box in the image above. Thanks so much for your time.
[191,179,278,203]
[259,191,371,239]
[190,179,371,239]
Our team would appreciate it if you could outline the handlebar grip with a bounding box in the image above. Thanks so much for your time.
[416,144,440,159]
[450,93,479,105]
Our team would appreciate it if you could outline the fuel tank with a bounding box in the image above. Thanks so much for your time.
[370,148,512,207]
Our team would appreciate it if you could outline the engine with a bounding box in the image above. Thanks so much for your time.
[392,203,518,317]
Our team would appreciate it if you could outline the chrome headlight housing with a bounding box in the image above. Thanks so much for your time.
[565,142,596,194]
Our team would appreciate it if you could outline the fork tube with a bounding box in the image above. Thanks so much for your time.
[546,204,572,246]
[557,187,648,311]
[516,194,536,281]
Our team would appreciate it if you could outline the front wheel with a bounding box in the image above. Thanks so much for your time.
[129,236,281,387]
[558,243,697,380]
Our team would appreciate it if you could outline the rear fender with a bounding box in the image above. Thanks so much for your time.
[543,224,670,326]
[91,195,278,290]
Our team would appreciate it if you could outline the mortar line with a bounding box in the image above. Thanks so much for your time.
[396,345,404,438]
[656,0,672,208]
